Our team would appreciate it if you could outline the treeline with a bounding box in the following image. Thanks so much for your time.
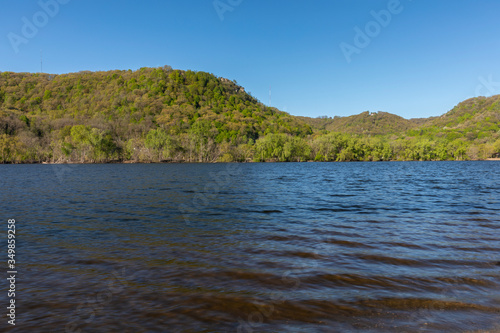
[1,126,499,163]
[0,67,499,163]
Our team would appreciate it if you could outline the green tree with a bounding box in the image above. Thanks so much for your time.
[0,134,19,163]
[145,128,174,161]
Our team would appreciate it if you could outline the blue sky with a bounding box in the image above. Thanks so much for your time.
[1,0,500,119]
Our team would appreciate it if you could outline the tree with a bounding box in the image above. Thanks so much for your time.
[69,125,118,162]
[145,128,174,161]
[283,136,310,162]
[0,134,19,163]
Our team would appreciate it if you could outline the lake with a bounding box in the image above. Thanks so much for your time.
[1,162,499,332]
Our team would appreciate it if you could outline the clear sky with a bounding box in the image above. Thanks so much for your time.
[1,0,500,119]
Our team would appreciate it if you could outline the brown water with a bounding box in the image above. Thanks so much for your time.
[2,162,500,332]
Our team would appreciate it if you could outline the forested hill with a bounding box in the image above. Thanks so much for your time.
[299,96,500,138]
[0,67,499,163]
[0,67,311,162]
[425,95,500,131]
[298,111,419,135]
[0,67,312,138]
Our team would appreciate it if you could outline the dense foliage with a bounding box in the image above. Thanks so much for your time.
[0,67,499,163]
[298,111,418,135]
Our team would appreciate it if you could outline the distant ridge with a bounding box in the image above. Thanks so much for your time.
[425,95,500,130]
[298,111,419,135]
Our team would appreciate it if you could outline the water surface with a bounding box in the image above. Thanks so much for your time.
[2,162,500,332]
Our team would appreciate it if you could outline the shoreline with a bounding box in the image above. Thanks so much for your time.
[2,159,499,165]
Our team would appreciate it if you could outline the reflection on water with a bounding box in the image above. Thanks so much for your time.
[2,161,500,332]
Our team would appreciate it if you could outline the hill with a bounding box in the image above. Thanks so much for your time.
[397,95,500,160]
[0,67,311,163]
[299,111,419,135]
[0,67,499,163]
[423,96,500,133]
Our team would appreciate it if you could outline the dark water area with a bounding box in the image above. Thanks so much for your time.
[1,161,500,332]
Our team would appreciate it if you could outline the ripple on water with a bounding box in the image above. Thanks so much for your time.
[2,162,500,332]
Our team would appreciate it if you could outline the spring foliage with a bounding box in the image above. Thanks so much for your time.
[0,67,499,163]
